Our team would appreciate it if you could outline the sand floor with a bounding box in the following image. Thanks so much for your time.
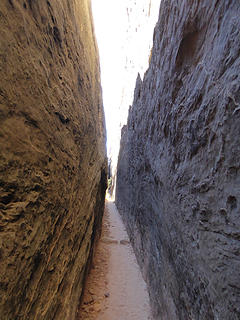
[78,199,152,320]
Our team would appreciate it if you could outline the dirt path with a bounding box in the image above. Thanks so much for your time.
[78,199,152,320]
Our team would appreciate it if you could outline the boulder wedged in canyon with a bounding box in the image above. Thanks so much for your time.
[116,1,240,319]
[0,1,107,319]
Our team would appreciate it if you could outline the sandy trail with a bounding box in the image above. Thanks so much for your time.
[78,199,152,320]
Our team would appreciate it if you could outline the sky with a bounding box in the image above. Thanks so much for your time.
[91,0,160,157]
[91,1,127,154]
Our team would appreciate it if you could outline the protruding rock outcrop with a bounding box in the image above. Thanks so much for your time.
[0,1,106,319]
[116,1,240,319]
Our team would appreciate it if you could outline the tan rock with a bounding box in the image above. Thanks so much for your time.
[0,1,107,319]
[101,238,118,244]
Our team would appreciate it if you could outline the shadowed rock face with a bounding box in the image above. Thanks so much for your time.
[0,1,107,319]
[116,1,240,319]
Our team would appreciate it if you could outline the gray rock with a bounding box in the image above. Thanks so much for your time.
[116,1,240,319]
[0,1,107,319]
[120,239,130,245]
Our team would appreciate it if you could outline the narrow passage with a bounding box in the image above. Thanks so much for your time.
[78,200,152,320]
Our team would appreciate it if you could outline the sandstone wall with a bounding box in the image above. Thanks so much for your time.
[116,1,240,319]
[0,1,106,319]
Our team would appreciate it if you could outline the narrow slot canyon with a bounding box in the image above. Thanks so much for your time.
[0,1,240,320]
[78,200,152,320]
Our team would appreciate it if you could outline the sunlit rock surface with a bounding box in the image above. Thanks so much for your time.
[116,0,240,319]
[0,1,106,319]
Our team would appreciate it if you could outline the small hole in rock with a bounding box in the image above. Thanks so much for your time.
[227,196,237,210]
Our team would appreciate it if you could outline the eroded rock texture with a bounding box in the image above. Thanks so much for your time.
[0,1,106,319]
[116,1,240,319]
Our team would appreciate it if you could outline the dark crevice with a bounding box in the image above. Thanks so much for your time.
[176,29,199,70]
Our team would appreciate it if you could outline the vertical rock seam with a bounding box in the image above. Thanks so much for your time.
[0,0,107,319]
[116,1,240,319]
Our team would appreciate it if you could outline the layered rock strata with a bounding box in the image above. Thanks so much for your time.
[0,1,106,319]
[116,1,240,319]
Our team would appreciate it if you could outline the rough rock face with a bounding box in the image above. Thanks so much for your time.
[0,1,106,319]
[116,1,240,319]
